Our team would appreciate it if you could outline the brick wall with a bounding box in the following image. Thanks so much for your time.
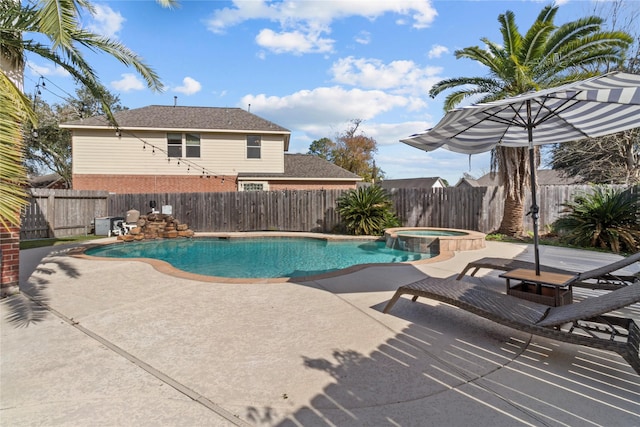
[73,174,237,193]
[1,224,20,297]
[74,175,359,193]
[268,181,357,191]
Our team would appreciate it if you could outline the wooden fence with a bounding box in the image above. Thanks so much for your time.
[107,190,343,233]
[20,189,109,239]
[19,185,631,238]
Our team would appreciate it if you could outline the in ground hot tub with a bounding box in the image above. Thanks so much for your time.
[384,227,486,254]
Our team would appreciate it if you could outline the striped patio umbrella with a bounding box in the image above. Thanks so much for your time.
[402,71,640,274]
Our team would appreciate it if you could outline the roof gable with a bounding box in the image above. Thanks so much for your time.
[380,177,444,189]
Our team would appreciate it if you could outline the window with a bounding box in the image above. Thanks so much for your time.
[167,133,200,158]
[247,135,261,159]
[243,183,264,191]
[186,133,200,158]
[167,133,182,157]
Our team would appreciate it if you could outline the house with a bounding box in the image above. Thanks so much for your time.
[60,105,361,193]
[456,170,582,187]
[379,177,447,191]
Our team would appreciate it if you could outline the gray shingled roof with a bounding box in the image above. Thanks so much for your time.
[238,154,361,180]
[61,105,290,133]
[379,177,444,189]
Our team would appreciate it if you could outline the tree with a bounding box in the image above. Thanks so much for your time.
[548,128,639,185]
[0,0,174,228]
[23,97,72,185]
[307,137,335,161]
[428,4,632,236]
[309,119,382,183]
[548,1,640,186]
[22,86,128,187]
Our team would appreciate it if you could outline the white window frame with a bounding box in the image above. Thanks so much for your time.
[167,133,201,158]
[240,181,269,192]
[246,135,261,159]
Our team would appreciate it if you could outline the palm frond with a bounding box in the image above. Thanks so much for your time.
[535,4,557,25]
[70,30,164,92]
[521,20,554,65]
[498,10,522,56]
[37,0,82,49]
[455,46,501,72]
[0,72,36,227]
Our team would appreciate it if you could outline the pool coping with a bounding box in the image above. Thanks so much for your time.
[69,231,456,284]
[384,227,487,252]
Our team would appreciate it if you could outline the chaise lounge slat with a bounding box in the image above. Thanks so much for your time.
[456,252,640,290]
[383,277,640,375]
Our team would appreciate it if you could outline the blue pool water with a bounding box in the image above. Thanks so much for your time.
[85,237,432,278]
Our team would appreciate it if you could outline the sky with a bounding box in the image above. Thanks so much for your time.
[24,0,637,185]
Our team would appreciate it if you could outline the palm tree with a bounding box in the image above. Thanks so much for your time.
[428,4,633,236]
[1,0,175,296]
[0,0,175,228]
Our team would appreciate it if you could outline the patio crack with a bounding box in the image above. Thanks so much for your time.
[19,291,252,427]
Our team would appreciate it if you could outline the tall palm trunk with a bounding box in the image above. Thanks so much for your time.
[498,192,525,235]
[494,146,531,236]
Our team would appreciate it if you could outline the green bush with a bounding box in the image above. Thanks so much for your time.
[337,186,400,236]
[553,186,639,253]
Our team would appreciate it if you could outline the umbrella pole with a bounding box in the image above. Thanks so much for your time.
[526,100,541,275]
[529,147,541,275]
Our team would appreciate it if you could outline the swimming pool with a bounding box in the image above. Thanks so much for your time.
[84,236,434,279]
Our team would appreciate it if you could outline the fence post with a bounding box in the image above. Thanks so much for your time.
[47,191,56,238]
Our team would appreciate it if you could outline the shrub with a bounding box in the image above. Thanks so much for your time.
[337,186,400,236]
[553,186,639,253]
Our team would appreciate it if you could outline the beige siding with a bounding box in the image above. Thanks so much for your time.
[72,130,285,175]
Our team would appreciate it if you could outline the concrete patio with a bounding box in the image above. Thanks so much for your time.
[1,239,639,426]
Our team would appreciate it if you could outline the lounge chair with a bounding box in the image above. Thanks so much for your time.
[456,252,640,290]
[383,277,640,375]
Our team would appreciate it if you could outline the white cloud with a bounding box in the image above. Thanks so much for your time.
[242,86,410,130]
[111,73,145,91]
[173,77,202,95]
[256,28,334,54]
[428,44,449,59]
[87,4,124,38]
[360,120,434,146]
[330,56,443,95]
[354,31,371,45]
[27,61,70,77]
[206,0,437,54]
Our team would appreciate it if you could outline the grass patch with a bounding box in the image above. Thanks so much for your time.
[20,235,104,250]
[485,233,623,254]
